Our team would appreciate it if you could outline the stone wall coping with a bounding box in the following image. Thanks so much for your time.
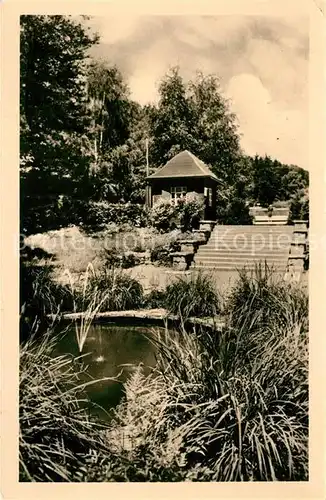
[178,239,201,244]
[48,309,226,331]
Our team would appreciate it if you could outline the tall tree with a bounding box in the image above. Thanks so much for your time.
[150,68,242,181]
[149,67,246,222]
[150,67,196,165]
[85,61,132,171]
[188,71,241,183]
[84,61,154,203]
[251,155,282,206]
[104,103,155,202]
[20,15,98,233]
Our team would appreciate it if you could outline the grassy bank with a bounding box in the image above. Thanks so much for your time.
[19,268,309,481]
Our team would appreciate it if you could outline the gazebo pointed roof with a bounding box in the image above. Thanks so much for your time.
[147,150,219,182]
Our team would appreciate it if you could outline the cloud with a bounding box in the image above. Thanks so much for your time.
[88,15,309,169]
[227,74,308,167]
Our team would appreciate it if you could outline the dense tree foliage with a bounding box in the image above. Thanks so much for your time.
[150,68,241,183]
[20,15,99,233]
[251,155,309,207]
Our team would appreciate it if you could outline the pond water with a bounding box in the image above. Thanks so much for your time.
[53,323,161,420]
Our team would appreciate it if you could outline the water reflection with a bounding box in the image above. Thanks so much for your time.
[53,324,160,420]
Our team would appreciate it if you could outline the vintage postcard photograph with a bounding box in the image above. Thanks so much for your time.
[1,0,325,498]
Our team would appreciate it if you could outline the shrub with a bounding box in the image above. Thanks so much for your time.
[105,248,121,268]
[272,200,291,208]
[149,200,177,232]
[175,195,204,231]
[149,197,204,233]
[21,196,90,236]
[105,250,142,270]
[84,202,149,231]
[24,200,150,235]
[121,252,141,269]
[149,232,181,266]
[150,245,173,266]
[289,189,309,225]
[165,272,220,319]
[217,197,253,225]
[143,289,166,309]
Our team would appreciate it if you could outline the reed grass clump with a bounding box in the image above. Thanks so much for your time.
[19,332,117,481]
[165,271,221,319]
[19,332,185,482]
[65,264,145,352]
[20,261,73,342]
[69,265,144,313]
[226,263,308,333]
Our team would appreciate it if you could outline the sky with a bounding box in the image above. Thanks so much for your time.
[88,15,309,170]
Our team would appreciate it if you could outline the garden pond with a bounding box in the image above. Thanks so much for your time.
[53,323,162,420]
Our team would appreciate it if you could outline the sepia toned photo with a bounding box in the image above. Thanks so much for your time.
[18,11,311,485]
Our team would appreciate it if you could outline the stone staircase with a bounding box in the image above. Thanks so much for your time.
[191,225,294,272]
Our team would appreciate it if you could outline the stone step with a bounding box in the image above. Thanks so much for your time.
[207,230,292,235]
[197,246,290,253]
[195,252,289,260]
[210,237,292,243]
[193,260,287,266]
[192,264,287,271]
[213,225,294,232]
[195,260,289,267]
[194,254,289,262]
[209,233,293,240]
[191,225,294,273]
[198,249,290,256]
[213,230,293,235]
[200,238,291,244]
[211,235,293,241]
[193,256,287,262]
[210,234,293,240]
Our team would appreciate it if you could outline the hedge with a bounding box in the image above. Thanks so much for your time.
[21,197,149,235]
